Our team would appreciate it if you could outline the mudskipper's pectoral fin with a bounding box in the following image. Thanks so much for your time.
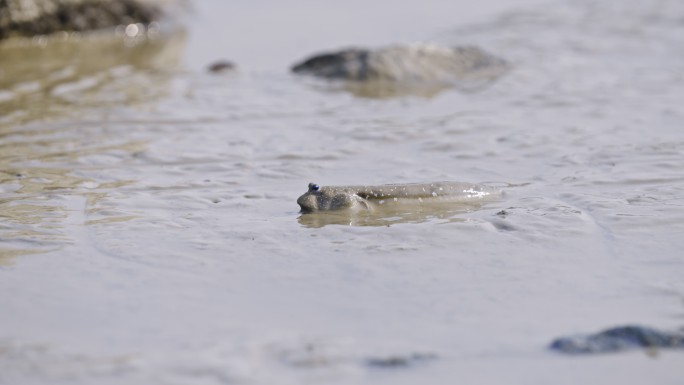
[355,196,373,211]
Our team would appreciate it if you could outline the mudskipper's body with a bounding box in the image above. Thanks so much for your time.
[297,182,499,213]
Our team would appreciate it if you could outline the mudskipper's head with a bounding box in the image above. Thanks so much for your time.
[297,183,323,212]
[297,182,355,212]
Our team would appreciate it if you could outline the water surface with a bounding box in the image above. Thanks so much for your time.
[1,0,683,384]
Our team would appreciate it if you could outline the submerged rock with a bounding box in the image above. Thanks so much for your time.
[550,325,684,354]
[365,352,437,368]
[291,43,508,96]
[0,0,161,39]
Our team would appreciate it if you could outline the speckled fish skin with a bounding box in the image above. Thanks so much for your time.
[297,182,499,212]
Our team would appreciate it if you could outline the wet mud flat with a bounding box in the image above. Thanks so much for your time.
[2,0,684,384]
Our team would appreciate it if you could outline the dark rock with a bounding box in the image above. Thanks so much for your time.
[550,325,684,354]
[292,43,508,84]
[293,49,372,80]
[207,60,236,73]
[0,0,161,39]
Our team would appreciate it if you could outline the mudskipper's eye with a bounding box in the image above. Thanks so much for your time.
[311,183,320,192]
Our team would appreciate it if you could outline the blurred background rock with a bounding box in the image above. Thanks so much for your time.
[0,0,185,126]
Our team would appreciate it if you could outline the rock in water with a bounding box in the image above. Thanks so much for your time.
[0,0,161,39]
[550,325,684,354]
[207,60,236,73]
[291,43,508,96]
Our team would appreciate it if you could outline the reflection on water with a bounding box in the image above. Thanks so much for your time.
[0,26,185,263]
[0,249,44,266]
[300,73,508,99]
[0,27,185,126]
[0,141,143,259]
[298,201,482,228]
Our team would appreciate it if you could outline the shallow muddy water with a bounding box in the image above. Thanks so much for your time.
[1,0,684,384]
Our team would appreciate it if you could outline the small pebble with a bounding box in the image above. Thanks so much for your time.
[208,61,236,73]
